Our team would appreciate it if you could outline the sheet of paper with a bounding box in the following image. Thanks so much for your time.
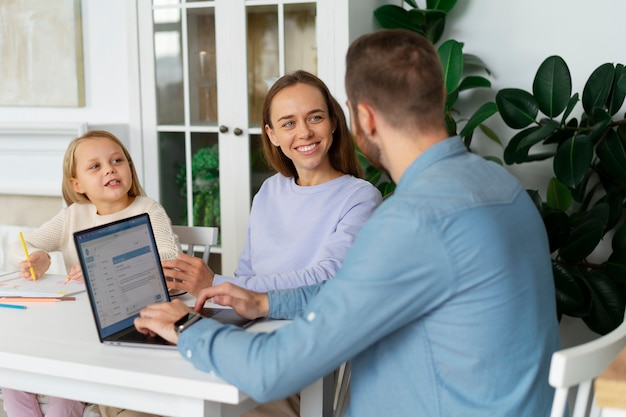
[0,271,85,297]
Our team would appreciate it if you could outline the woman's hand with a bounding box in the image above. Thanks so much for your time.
[162,253,215,296]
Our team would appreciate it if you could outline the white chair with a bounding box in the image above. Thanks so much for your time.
[333,361,351,417]
[549,315,626,417]
[172,225,218,264]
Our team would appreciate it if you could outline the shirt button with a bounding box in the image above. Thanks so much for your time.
[186,350,192,358]
[307,312,316,321]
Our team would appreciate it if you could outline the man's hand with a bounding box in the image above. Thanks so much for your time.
[195,282,269,320]
[162,253,215,296]
[19,250,50,279]
[134,299,193,344]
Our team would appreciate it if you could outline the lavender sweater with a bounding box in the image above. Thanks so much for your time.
[213,173,382,291]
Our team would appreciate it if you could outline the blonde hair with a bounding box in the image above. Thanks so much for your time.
[62,130,145,205]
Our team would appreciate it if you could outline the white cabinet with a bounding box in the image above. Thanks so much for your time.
[135,0,388,274]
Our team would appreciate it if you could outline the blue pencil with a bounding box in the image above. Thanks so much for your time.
[0,303,27,310]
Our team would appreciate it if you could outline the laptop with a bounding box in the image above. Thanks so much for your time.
[74,213,253,349]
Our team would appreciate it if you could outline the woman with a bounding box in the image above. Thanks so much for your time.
[163,70,382,294]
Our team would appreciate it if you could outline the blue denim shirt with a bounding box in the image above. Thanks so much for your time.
[179,136,560,417]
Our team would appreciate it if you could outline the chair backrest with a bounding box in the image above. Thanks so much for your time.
[171,225,218,265]
[549,315,626,417]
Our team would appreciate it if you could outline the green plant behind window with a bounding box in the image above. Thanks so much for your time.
[175,144,220,228]
[496,56,626,335]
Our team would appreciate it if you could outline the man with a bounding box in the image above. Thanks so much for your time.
[135,29,560,416]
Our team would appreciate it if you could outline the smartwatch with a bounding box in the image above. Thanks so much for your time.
[174,312,203,336]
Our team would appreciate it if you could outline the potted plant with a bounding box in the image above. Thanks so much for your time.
[371,1,626,335]
[496,57,626,335]
[367,0,498,196]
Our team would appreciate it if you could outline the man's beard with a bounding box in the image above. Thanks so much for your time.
[353,118,384,171]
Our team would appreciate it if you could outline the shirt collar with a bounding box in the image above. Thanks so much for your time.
[396,136,465,189]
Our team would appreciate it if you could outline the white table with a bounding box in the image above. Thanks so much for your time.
[0,292,332,417]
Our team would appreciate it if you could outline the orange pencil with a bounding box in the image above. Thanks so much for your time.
[0,298,60,303]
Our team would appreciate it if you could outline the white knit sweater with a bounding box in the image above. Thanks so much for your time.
[11,196,180,274]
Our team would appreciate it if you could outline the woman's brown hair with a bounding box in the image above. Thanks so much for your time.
[261,70,363,179]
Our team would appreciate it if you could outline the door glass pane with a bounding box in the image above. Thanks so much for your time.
[159,132,186,224]
[284,3,317,74]
[190,133,220,229]
[247,5,279,127]
[246,4,318,128]
[154,8,184,125]
[187,8,218,125]
[250,133,274,199]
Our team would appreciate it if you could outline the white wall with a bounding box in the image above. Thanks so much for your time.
[440,0,626,191]
[0,0,133,127]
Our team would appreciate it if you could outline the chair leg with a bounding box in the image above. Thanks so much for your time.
[333,362,351,417]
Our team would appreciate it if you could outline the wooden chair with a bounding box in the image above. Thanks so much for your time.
[171,225,218,264]
[549,315,626,417]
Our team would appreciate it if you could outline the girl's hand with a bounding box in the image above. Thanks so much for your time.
[18,250,50,280]
[66,264,84,282]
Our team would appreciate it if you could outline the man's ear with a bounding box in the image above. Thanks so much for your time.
[357,103,376,137]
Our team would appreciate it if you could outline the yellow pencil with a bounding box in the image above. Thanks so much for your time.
[18,232,37,281]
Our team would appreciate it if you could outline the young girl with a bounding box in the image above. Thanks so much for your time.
[3,130,180,417]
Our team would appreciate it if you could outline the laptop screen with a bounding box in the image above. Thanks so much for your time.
[74,213,169,339]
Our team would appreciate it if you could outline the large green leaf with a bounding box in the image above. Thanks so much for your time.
[585,202,610,230]
[427,0,457,13]
[553,135,594,188]
[552,261,588,317]
[458,76,491,92]
[561,93,580,126]
[596,129,626,179]
[543,127,575,145]
[546,177,572,211]
[582,63,615,114]
[609,65,626,116]
[478,124,502,146]
[543,209,571,253]
[605,252,626,284]
[533,56,572,118]
[459,102,497,138]
[612,222,626,253]
[463,54,491,75]
[517,120,559,149]
[425,14,446,43]
[374,5,424,33]
[445,87,459,109]
[595,192,625,232]
[526,152,557,162]
[581,271,626,335]
[496,88,539,129]
[503,126,540,164]
[404,0,418,8]
[588,108,612,142]
[438,40,463,95]
[558,217,603,262]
